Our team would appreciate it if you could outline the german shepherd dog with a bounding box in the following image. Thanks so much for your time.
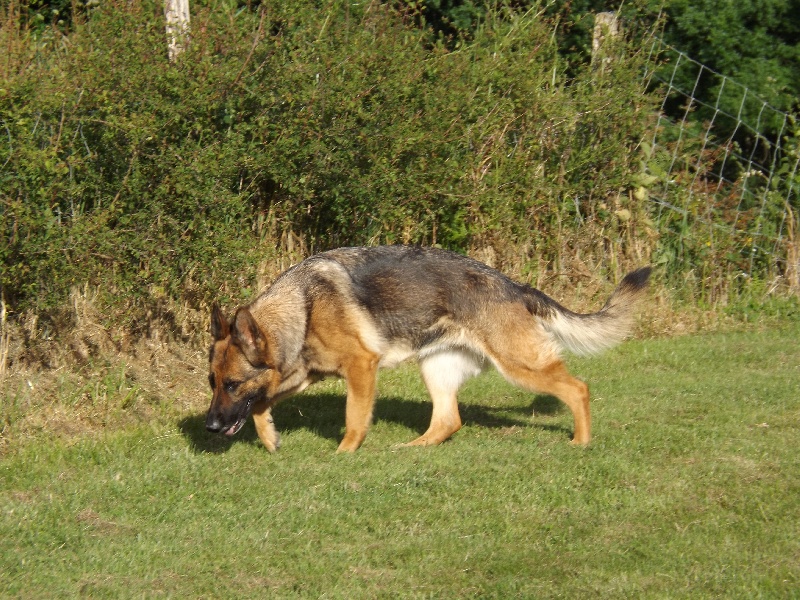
[206,245,651,453]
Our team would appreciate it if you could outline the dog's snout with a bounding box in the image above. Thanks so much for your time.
[205,413,224,433]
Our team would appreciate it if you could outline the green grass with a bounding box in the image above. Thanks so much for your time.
[2,326,799,598]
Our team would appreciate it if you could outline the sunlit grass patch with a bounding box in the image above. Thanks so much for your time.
[1,325,798,597]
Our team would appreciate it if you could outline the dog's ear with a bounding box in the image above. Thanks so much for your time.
[210,304,230,341]
[231,307,270,367]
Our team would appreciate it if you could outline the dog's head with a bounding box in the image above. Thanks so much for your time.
[205,305,278,437]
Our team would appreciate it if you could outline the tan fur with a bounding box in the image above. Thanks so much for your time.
[205,246,650,452]
[305,296,382,452]
[251,400,280,452]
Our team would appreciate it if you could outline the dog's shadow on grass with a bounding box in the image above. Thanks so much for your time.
[178,392,570,454]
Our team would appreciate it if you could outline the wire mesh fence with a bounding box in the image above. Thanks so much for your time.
[643,38,799,295]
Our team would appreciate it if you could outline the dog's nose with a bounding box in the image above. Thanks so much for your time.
[205,414,223,433]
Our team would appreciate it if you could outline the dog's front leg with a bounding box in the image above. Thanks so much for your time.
[337,355,379,453]
[252,399,280,452]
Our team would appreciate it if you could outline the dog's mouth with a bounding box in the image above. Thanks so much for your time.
[223,416,247,436]
[222,397,255,437]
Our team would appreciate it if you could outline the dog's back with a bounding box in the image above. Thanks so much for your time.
[301,245,649,360]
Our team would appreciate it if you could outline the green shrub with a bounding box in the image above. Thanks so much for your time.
[1,1,656,326]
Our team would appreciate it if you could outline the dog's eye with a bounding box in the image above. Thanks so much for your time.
[208,374,215,389]
[223,380,240,393]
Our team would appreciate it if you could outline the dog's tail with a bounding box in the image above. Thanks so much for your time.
[536,267,652,356]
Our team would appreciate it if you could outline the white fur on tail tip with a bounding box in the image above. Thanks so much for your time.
[542,268,650,356]
[544,310,636,356]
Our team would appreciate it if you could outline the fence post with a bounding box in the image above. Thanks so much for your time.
[0,290,8,379]
[786,203,800,295]
[165,0,191,62]
[592,12,619,72]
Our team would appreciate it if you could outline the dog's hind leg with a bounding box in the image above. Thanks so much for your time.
[337,354,380,453]
[400,349,483,447]
[497,358,591,445]
[484,308,592,445]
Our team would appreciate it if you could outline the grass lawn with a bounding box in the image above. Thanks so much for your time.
[2,325,799,598]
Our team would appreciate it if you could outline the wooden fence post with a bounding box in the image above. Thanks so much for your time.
[165,0,190,62]
[592,11,620,72]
